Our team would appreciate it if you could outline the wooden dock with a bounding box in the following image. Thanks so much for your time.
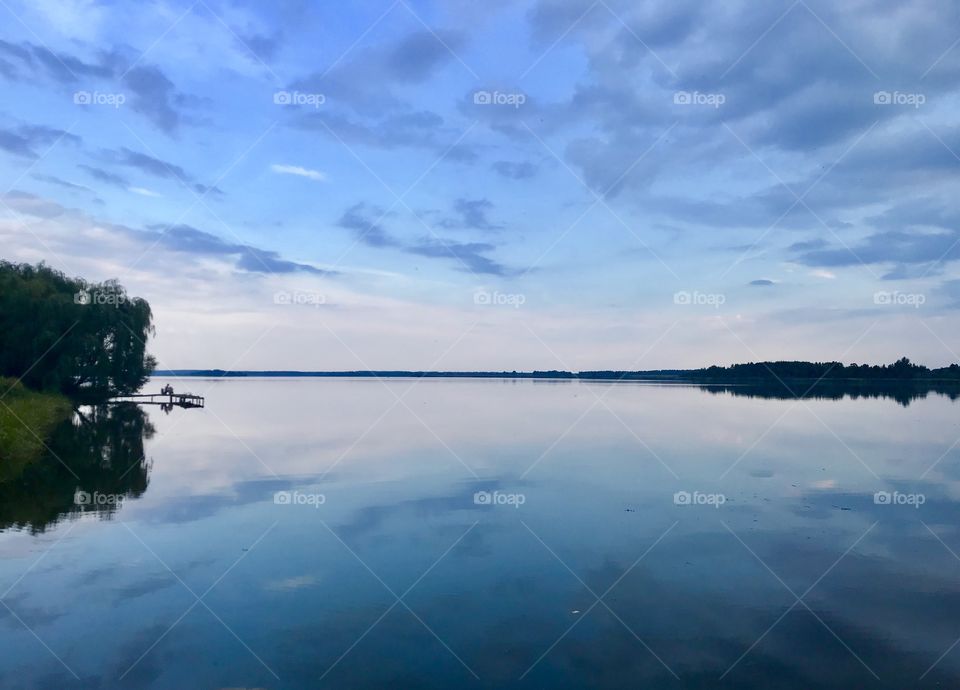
[109,392,205,408]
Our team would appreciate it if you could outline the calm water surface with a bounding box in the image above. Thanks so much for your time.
[3,378,960,688]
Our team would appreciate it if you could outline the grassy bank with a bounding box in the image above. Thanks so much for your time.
[0,378,72,478]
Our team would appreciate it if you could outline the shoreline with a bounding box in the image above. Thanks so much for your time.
[152,370,960,384]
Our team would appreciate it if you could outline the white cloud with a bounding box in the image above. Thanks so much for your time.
[811,269,836,280]
[28,0,105,41]
[270,164,327,182]
[129,187,161,197]
[264,575,319,592]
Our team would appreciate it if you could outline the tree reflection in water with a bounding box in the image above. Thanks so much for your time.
[697,380,960,407]
[0,403,154,533]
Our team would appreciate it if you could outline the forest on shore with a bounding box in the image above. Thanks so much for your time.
[0,261,156,398]
[0,261,156,467]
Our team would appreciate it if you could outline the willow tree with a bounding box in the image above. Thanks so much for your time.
[0,262,156,398]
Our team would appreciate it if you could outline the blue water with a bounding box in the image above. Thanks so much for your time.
[2,378,960,688]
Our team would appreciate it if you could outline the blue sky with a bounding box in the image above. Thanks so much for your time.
[2,0,960,370]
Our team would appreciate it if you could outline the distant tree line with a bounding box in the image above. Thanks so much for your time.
[676,358,960,381]
[152,369,580,378]
[155,359,960,382]
[0,261,156,399]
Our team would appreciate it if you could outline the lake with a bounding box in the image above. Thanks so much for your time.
[2,377,960,688]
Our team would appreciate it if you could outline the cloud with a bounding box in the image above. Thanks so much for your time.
[511,0,960,235]
[27,44,119,83]
[77,164,129,187]
[385,29,466,82]
[791,199,960,278]
[0,60,17,80]
[439,198,504,231]
[796,229,960,276]
[336,202,514,275]
[140,223,334,276]
[0,37,100,81]
[296,109,479,162]
[337,203,401,248]
[192,183,225,198]
[407,238,511,276]
[1,190,68,218]
[31,174,94,193]
[0,124,80,158]
[108,147,188,180]
[881,263,939,281]
[240,32,282,61]
[0,39,32,66]
[129,187,161,197]
[291,28,467,116]
[264,575,318,592]
[788,238,828,252]
[289,28,479,163]
[0,39,197,136]
[749,279,775,286]
[93,147,223,198]
[492,160,538,179]
[121,65,185,134]
[270,164,327,182]
[3,189,332,277]
[938,279,960,309]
